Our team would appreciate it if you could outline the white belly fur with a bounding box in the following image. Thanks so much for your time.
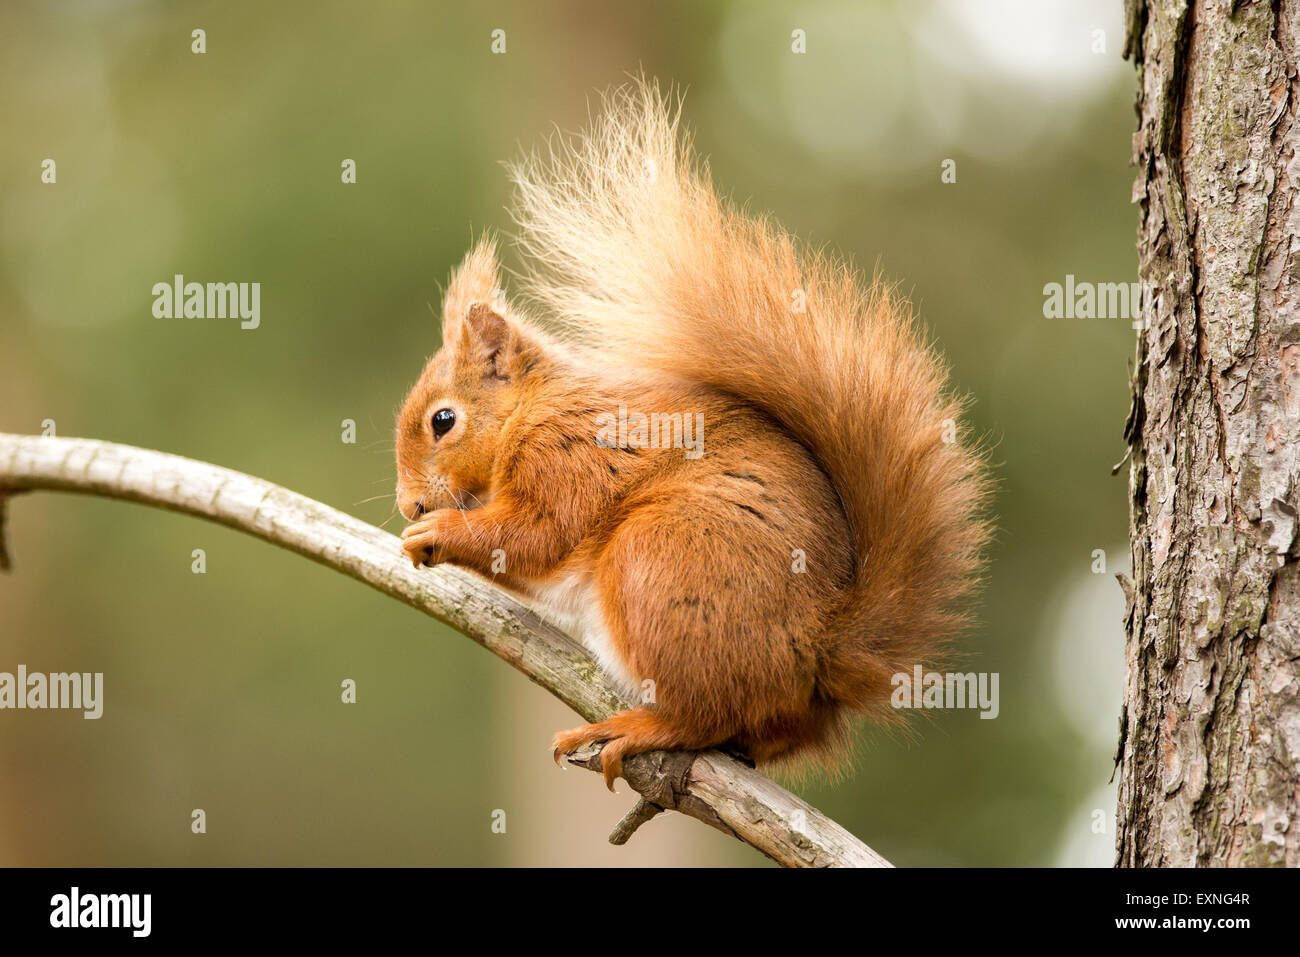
[526,573,638,698]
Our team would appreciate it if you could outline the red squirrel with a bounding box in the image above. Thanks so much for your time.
[395,80,991,788]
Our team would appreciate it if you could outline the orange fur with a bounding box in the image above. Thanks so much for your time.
[396,79,992,789]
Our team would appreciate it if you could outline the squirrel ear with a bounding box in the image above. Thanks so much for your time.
[443,238,503,341]
[460,301,517,378]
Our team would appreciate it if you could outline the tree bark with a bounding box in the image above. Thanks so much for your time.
[1120,0,1300,866]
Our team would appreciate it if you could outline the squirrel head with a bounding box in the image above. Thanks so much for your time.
[395,240,541,521]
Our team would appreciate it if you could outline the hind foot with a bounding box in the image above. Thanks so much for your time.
[551,707,707,790]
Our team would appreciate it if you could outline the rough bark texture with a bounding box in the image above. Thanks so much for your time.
[1120,0,1300,866]
[0,432,889,868]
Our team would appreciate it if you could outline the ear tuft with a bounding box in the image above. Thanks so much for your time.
[443,238,504,339]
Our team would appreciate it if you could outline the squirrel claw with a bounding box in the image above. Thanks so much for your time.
[552,725,627,789]
[597,740,627,790]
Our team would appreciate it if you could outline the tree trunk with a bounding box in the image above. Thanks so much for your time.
[1119,0,1300,866]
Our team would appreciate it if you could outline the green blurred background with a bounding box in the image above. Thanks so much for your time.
[0,0,1135,866]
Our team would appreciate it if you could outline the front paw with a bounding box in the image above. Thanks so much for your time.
[400,516,444,568]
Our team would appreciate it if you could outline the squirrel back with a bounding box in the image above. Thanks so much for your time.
[509,81,992,731]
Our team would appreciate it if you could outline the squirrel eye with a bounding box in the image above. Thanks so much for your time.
[431,408,456,439]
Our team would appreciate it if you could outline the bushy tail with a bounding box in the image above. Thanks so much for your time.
[509,79,992,722]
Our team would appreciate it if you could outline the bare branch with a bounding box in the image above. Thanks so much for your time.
[608,796,666,845]
[0,432,891,868]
